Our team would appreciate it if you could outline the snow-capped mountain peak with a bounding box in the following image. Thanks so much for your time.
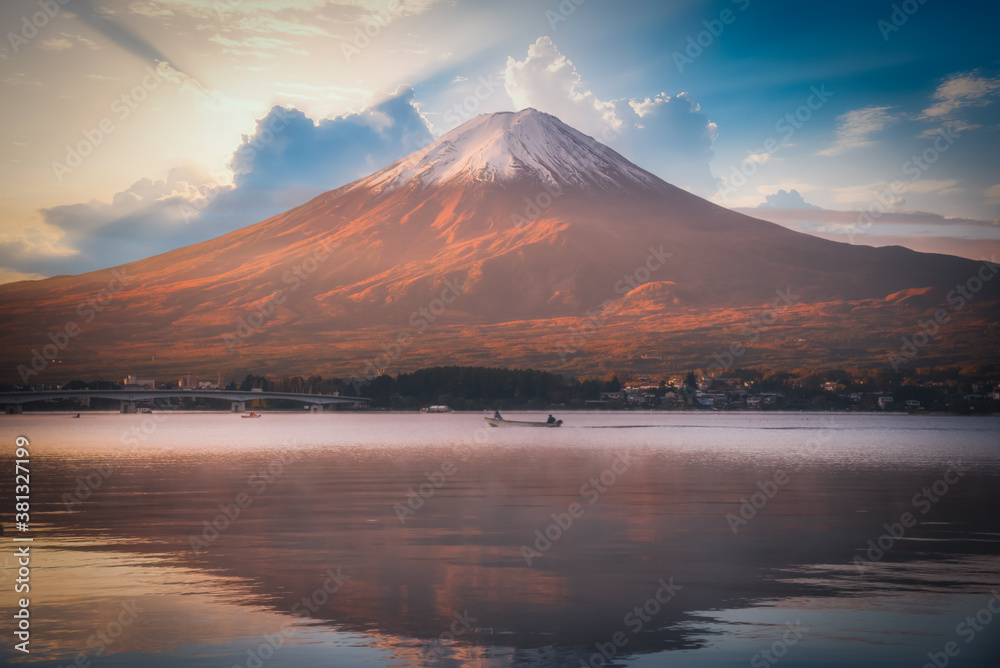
[360,108,666,195]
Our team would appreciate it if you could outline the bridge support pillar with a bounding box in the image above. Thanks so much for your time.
[120,401,136,414]
[309,404,322,413]
[231,402,245,413]
[5,405,23,414]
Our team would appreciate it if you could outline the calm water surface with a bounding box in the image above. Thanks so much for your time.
[1,412,998,667]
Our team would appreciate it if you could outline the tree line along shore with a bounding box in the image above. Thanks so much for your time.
[5,364,999,414]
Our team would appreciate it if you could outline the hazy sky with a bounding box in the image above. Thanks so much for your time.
[1,0,998,282]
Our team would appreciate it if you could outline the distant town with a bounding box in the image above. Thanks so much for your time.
[3,364,999,414]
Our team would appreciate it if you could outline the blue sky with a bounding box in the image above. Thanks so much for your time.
[0,0,998,282]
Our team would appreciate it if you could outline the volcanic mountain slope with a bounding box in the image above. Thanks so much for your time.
[1,108,997,381]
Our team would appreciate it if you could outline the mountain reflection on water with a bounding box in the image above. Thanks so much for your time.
[2,412,999,667]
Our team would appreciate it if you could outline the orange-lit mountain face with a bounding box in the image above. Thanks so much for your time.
[2,109,998,382]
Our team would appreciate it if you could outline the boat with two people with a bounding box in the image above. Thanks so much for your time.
[484,411,562,428]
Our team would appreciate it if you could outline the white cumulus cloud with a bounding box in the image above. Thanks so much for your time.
[504,36,621,138]
[504,36,719,193]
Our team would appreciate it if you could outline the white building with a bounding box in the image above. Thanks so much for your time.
[123,374,155,389]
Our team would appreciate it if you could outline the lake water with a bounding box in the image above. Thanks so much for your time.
[1,412,999,667]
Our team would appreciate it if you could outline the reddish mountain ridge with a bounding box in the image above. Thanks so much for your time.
[2,109,997,381]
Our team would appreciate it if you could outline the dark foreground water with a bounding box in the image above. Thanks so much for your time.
[1,412,998,667]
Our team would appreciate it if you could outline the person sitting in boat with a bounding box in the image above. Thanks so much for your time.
[546,414,557,424]
[494,410,502,419]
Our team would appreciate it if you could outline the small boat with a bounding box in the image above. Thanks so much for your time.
[484,417,562,428]
[241,412,261,419]
[72,413,80,418]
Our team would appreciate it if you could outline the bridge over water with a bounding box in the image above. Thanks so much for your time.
[0,389,370,413]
